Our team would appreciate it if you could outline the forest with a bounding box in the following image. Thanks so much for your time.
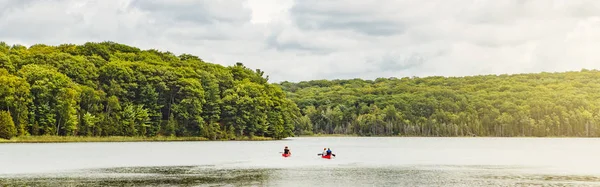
[1,41,600,140]
[278,70,600,137]
[0,41,298,140]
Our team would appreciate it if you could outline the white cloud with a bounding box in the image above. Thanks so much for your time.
[1,0,600,82]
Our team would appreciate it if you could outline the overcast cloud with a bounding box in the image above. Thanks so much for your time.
[1,0,600,82]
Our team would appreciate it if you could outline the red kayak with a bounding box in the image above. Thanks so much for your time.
[321,154,332,159]
[282,153,291,157]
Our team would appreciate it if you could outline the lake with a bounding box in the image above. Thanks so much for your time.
[2,137,600,186]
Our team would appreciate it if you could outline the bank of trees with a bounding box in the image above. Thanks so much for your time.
[2,42,600,140]
[0,42,298,140]
[278,71,600,137]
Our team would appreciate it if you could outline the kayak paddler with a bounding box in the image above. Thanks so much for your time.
[284,146,290,155]
[326,148,332,156]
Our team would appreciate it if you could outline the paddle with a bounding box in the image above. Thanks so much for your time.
[317,153,336,157]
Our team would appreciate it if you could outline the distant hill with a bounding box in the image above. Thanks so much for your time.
[277,70,600,137]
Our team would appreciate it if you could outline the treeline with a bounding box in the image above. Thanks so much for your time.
[0,42,299,140]
[2,41,600,140]
[278,70,600,137]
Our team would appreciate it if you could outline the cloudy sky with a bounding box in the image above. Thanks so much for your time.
[1,0,600,82]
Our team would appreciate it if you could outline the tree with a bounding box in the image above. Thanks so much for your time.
[0,110,16,139]
[0,70,31,136]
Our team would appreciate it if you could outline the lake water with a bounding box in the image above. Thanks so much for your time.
[2,137,600,186]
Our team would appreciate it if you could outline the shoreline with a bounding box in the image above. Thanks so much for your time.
[0,136,276,143]
[293,134,600,138]
[2,134,598,143]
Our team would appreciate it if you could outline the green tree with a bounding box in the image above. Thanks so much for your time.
[0,110,16,139]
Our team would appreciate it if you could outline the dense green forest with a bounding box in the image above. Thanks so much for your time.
[0,42,299,140]
[278,70,600,137]
[1,41,600,140]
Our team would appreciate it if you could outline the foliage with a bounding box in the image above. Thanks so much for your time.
[0,110,16,139]
[4,41,599,139]
[0,42,298,140]
[278,72,600,137]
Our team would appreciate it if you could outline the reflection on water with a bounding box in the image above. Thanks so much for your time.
[0,166,271,187]
[2,165,600,187]
[3,137,600,186]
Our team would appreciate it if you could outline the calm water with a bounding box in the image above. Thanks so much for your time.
[2,137,600,186]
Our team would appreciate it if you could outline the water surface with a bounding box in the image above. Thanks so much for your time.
[2,137,600,186]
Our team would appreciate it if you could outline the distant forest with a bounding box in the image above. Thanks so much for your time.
[1,42,599,140]
[278,70,600,137]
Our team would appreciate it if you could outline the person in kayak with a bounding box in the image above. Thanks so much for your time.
[284,146,290,155]
[326,148,332,156]
[322,148,327,155]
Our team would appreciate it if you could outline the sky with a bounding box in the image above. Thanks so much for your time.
[1,0,600,83]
